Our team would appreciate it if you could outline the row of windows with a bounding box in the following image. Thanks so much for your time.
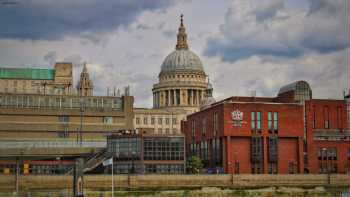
[251,112,278,133]
[190,138,222,165]
[191,111,278,137]
[58,116,114,124]
[312,105,344,129]
[192,112,219,138]
[106,163,184,174]
[135,117,177,125]
[317,147,337,160]
[0,164,72,175]
[145,164,184,174]
[144,138,184,161]
[0,95,122,109]
[107,138,142,160]
[162,74,203,80]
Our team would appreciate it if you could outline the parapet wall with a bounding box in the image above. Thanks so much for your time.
[1,174,350,191]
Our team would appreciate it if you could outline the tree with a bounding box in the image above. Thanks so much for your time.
[186,156,203,174]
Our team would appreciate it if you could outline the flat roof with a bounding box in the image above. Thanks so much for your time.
[0,67,55,80]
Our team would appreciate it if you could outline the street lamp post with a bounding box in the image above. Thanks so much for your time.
[79,98,85,145]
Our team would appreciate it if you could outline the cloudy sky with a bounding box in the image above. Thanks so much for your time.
[0,0,349,107]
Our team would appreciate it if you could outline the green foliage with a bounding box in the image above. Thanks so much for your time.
[186,156,203,174]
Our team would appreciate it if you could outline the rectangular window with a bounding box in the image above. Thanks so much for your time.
[172,118,177,124]
[268,137,278,163]
[191,120,196,138]
[251,112,256,131]
[58,116,69,123]
[158,117,162,125]
[251,136,263,174]
[213,112,218,136]
[273,112,278,132]
[257,112,261,130]
[251,111,261,133]
[136,117,140,125]
[151,117,155,125]
[166,118,170,125]
[202,118,206,137]
[143,117,148,125]
[337,106,342,129]
[268,112,272,132]
[103,116,113,124]
[313,105,316,129]
[324,106,330,129]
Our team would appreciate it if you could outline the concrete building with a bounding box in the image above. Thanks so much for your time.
[0,62,73,95]
[0,62,134,175]
[134,15,214,135]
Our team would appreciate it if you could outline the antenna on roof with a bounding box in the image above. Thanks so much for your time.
[107,87,110,96]
[113,86,116,96]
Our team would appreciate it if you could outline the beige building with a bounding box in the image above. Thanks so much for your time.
[0,62,133,142]
[134,15,215,135]
[0,93,134,141]
[0,62,73,95]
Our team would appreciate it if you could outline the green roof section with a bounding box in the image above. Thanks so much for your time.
[0,67,55,80]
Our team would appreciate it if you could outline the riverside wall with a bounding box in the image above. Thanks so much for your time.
[0,174,350,196]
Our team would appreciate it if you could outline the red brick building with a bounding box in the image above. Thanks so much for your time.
[182,81,350,174]
[305,99,349,174]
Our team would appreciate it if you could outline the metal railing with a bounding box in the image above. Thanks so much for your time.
[0,140,106,149]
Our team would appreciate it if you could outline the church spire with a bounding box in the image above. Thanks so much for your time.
[77,62,93,96]
[175,14,189,50]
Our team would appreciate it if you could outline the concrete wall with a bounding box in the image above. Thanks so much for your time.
[1,174,350,192]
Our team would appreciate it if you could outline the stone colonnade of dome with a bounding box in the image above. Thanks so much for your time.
[152,70,208,110]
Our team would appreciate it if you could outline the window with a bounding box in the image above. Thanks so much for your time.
[251,136,263,174]
[165,128,170,134]
[324,106,330,129]
[172,118,177,124]
[313,105,316,129]
[158,117,162,125]
[234,161,240,174]
[143,137,184,161]
[166,118,170,125]
[151,117,155,125]
[273,112,278,132]
[213,112,218,136]
[336,106,342,129]
[268,163,277,174]
[191,120,196,138]
[251,111,261,133]
[318,147,337,173]
[202,118,206,137]
[58,116,69,124]
[103,117,113,124]
[58,128,69,138]
[268,112,272,132]
[288,162,297,174]
[143,117,148,125]
[136,117,140,125]
[268,137,278,163]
